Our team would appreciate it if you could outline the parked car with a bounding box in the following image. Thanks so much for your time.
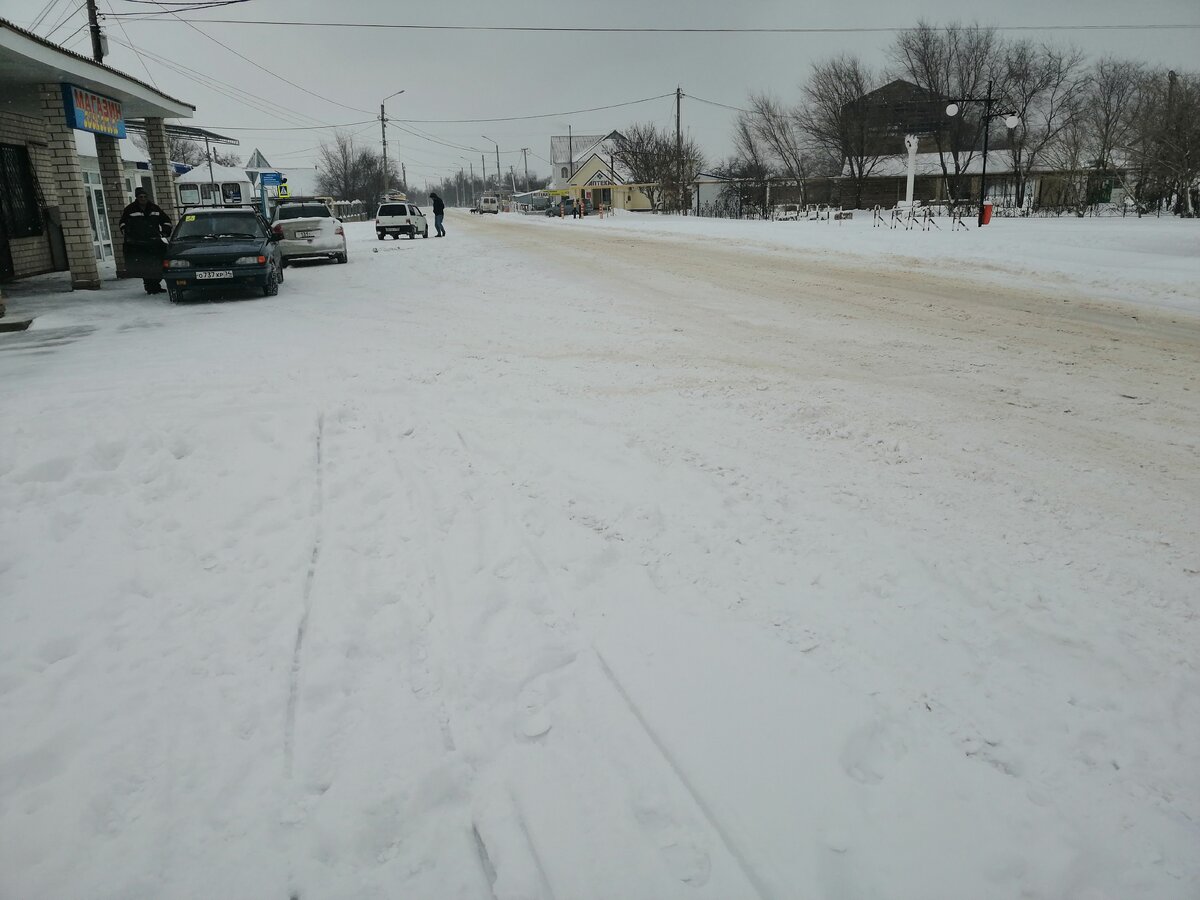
[163,207,283,303]
[773,203,801,221]
[375,201,428,239]
[271,198,347,265]
[545,197,574,217]
[478,194,500,214]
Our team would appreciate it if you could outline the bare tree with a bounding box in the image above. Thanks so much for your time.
[741,94,817,200]
[133,132,203,167]
[1001,41,1088,208]
[795,55,885,208]
[1129,69,1200,215]
[612,123,704,211]
[1088,58,1145,174]
[892,21,1005,202]
[316,132,382,205]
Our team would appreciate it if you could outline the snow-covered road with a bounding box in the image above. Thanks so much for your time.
[2,211,1198,899]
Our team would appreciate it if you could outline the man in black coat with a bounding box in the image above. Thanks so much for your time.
[430,192,446,237]
[119,187,172,294]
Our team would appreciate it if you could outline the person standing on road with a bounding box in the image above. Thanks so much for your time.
[430,191,446,237]
[119,187,172,294]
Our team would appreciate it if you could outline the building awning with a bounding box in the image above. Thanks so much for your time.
[0,17,193,120]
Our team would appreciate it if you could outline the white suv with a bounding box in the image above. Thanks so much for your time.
[376,201,428,240]
[271,199,348,264]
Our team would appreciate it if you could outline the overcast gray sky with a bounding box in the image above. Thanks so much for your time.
[6,0,1199,185]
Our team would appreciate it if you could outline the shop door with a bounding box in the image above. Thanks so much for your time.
[84,178,114,260]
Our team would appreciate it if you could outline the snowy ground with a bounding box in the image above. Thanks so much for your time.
[1,211,1198,899]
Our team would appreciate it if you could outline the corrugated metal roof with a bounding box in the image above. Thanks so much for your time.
[0,16,194,113]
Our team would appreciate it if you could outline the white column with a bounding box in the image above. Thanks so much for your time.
[903,134,920,208]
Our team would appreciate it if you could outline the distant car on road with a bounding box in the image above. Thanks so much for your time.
[271,198,347,265]
[478,194,500,214]
[163,207,283,303]
[375,201,428,239]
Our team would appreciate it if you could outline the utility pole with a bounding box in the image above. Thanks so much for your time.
[481,154,487,193]
[521,148,530,191]
[676,86,683,214]
[379,103,388,199]
[568,124,574,184]
[379,89,405,201]
[85,0,104,61]
[401,162,407,192]
[510,165,517,195]
[495,144,501,195]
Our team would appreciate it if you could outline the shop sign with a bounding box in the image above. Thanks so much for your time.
[61,84,126,138]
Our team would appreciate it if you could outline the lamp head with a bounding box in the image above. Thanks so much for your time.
[945,102,960,117]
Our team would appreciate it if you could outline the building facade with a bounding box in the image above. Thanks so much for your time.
[0,18,193,291]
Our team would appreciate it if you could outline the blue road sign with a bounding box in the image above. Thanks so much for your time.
[259,171,282,187]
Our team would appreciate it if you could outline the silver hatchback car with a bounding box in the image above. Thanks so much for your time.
[270,199,348,266]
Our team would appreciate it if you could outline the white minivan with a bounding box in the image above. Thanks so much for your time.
[376,201,428,240]
[478,194,500,214]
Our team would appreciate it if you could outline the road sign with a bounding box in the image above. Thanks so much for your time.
[259,171,282,187]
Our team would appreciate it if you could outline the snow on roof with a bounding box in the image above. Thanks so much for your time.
[853,150,1065,179]
[550,133,608,166]
[74,130,151,164]
[177,163,251,183]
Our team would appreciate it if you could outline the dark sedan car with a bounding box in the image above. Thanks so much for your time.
[163,207,284,303]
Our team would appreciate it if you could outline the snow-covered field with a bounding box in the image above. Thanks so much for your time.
[2,211,1198,899]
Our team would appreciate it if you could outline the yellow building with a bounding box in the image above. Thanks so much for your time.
[549,131,654,212]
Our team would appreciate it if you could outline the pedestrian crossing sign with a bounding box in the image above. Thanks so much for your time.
[278,181,290,198]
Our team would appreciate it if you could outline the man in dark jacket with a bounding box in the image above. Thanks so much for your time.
[119,187,172,294]
[430,192,446,237]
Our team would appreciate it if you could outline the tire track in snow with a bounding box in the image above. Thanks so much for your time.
[284,411,325,778]
[594,648,772,900]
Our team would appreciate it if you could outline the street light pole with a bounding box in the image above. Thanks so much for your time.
[482,136,501,198]
[946,81,1019,226]
[379,89,405,200]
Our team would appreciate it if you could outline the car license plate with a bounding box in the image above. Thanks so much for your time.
[295,230,317,239]
[196,270,233,280]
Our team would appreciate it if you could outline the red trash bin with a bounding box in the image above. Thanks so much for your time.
[981,201,994,225]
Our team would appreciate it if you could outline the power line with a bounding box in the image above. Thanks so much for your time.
[101,17,1200,33]
[30,0,67,32]
[44,1,85,40]
[201,120,376,131]
[685,94,750,114]
[117,1,374,116]
[104,0,158,87]
[391,92,675,124]
[107,35,330,128]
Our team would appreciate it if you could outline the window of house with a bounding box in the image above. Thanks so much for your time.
[561,167,568,179]
[0,144,44,238]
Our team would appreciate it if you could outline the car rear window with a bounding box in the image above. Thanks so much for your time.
[175,212,264,239]
[277,203,331,220]
[379,204,408,216]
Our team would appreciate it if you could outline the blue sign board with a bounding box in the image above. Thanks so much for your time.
[61,84,126,138]
[259,171,282,187]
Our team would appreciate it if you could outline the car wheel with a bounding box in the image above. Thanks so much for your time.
[376,232,384,240]
[167,284,183,303]
[280,257,289,268]
[423,226,428,238]
[336,252,348,264]
[408,230,415,240]
[262,266,279,297]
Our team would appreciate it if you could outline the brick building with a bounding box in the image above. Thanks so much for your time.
[0,18,193,292]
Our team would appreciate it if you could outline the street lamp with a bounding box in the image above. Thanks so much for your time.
[380,88,405,198]
[945,80,1020,226]
[482,135,501,196]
